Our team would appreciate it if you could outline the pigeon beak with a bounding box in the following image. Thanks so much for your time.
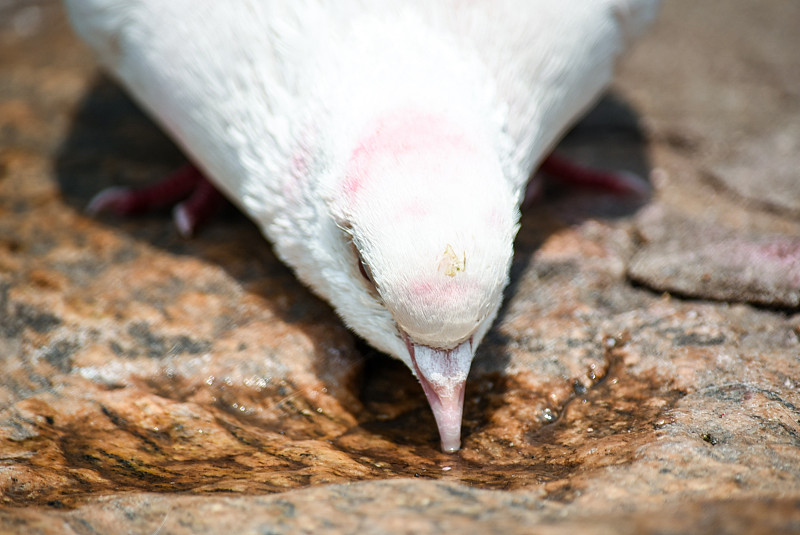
[403,335,474,453]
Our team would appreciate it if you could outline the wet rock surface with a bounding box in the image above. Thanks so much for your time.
[1,1,799,533]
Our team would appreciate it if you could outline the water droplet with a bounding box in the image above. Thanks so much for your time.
[542,408,555,422]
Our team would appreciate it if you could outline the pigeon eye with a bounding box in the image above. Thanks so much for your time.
[346,235,376,287]
[355,252,382,302]
[358,255,374,284]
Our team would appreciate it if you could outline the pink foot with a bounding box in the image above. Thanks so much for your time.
[172,178,226,237]
[538,153,651,197]
[87,164,225,236]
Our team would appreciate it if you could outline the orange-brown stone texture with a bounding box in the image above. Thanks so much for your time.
[1,1,799,533]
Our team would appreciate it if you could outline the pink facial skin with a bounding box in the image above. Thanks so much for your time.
[343,110,477,202]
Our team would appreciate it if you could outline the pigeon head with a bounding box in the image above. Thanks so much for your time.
[327,111,518,451]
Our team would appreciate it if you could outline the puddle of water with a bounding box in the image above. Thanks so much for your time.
[3,347,684,509]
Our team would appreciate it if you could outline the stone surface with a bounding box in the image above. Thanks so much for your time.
[2,482,800,535]
[628,204,800,307]
[1,1,799,534]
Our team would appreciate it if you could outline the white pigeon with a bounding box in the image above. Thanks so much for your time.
[64,0,660,452]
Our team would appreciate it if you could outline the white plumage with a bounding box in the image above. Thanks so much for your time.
[64,0,660,452]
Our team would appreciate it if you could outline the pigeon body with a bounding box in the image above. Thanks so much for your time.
[64,0,660,452]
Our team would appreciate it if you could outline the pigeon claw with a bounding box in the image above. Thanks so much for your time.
[539,152,652,198]
[86,163,225,235]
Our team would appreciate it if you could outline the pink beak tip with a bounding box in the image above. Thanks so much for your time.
[440,434,462,453]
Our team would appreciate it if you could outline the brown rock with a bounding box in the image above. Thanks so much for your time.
[1,1,799,534]
[2,482,800,535]
[628,205,800,307]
